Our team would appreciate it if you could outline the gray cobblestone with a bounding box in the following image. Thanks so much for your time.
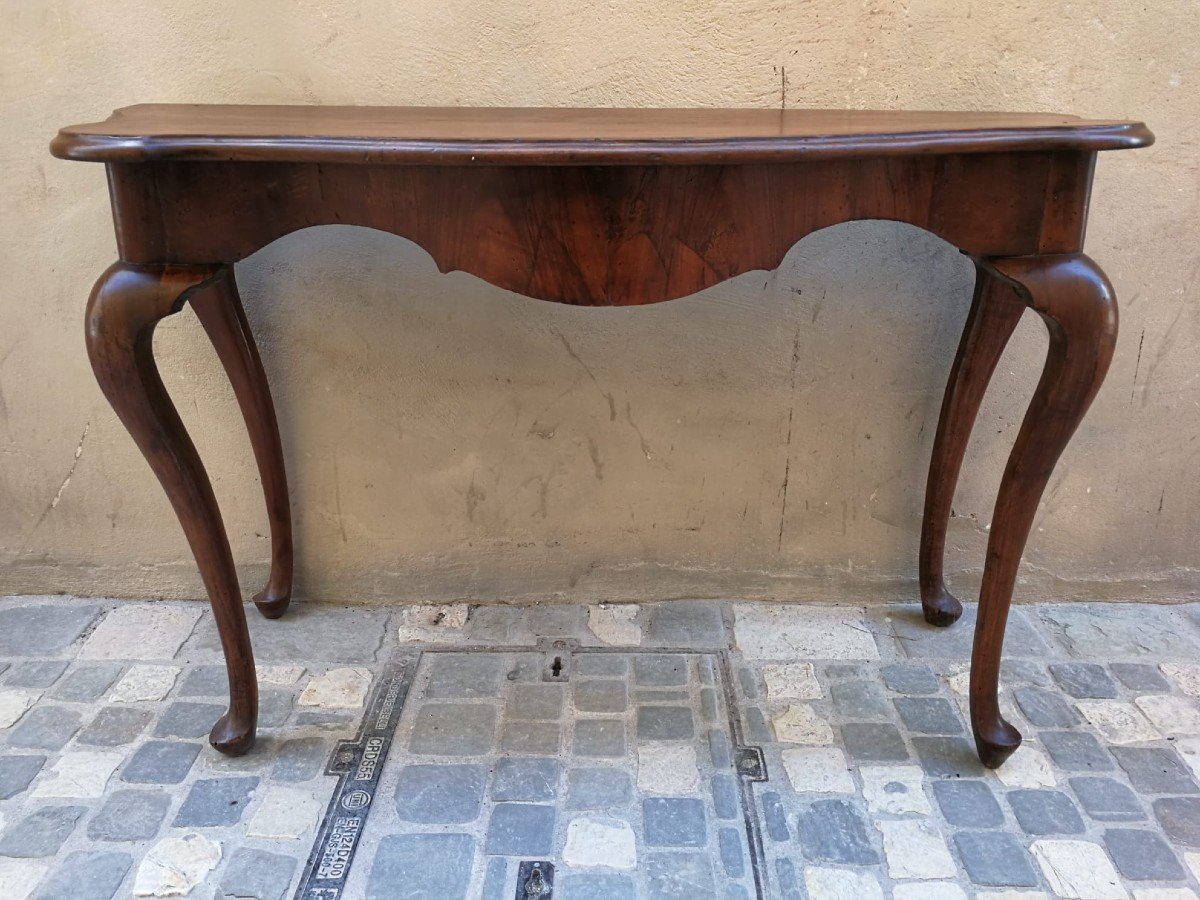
[272,737,329,781]
[565,767,631,809]
[642,601,726,647]
[954,831,1039,886]
[219,848,298,900]
[0,805,84,857]
[1154,796,1200,847]
[1104,827,1186,880]
[796,799,878,864]
[410,703,496,755]
[121,740,201,784]
[880,663,938,694]
[762,792,790,842]
[572,680,626,713]
[636,706,695,741]
[573,719,625,757]
[894,696,963,734]
[1049,662,1120,699]
[7,706,82,749]
[33,850,131,900]
[744,707,772,743]
[426,653,507,699]
[506,683,564,721]
[736,667,758,699]
[574,654,627,677]
[88,789,170,841]
[172,776,258,826]
[644,797,707,847]
[177,664,227,696]
[6,659,69,688]
[712,773,738,819]
[500,721,560,754]
[485,803,555,855]
[1007,788,1086,835]
[912,736,986,778]
[78,706,153,746]
[1112,747,1200,794]
[395,764,486,823]
[774,858,802,899]
[0,754,45,799]
[258,688,293,728]
[841,722,908,761]
[1040,730,1114,772]
[1013,686,1082,727]
[932,779,1004,827]
[718,827,744,877]
[831,679,891,719]
[51,663,122,701]
[1070,776,1146,822]
[559,873,635,900]
[367,834,473,900]
[491,757,560,801]
[645,852,715,897]
[0,604,99,655]
[482,856,507,900]
[708,730,731,768]
[153,701,225,739]
[1110,662,1171,692]
[634,655,689,686]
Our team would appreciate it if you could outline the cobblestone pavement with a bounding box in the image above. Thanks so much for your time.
[2,596,1200,898]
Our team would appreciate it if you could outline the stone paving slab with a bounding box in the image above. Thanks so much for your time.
[1,595,1200,898]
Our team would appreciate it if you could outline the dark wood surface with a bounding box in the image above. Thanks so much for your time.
[52,104,1152,164]
[55,105,1152,765]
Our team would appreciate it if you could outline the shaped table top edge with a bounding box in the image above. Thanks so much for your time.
[51,105,1154,165]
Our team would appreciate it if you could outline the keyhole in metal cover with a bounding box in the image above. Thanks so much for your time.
[550,657,563,677]
[525,864,546,897]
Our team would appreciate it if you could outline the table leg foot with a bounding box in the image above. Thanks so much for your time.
[975,717,1022,769]
[191,269,293,621]
[86,262,260,757]
[919,260,1025,628]
[967,253,1117,768]
[921,584,963,628]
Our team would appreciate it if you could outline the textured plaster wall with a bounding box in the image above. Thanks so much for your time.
[1,1,1197,606]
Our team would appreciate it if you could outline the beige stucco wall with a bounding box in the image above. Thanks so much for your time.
[1,1,1197,607]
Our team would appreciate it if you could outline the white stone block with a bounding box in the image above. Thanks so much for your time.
[763,662,822,699]
[246,785,324,840]
[1134,694,1200,736]
[734,604,879,660]
[781,748,854,794]
[1131,888,1199,900]
[0,858,49,900]
[893,885,967,900]
[0,690,36,728]
[396,604,470,643]
[1162,663,1200,698]
[771,704,833,745]
[587,605,641,646]
[31,750,122,798]
[637,744,699,795]
[859,765,931,814]
[80,603,201,660]
[298,667,372,708]
[876,819,956,879]
[1076,700,1162,744]
[562,816,637,870]
[994,744,1057,788]
[133,833,221,897]
[803,867,885,900]
[109,665,179,702]
[256,664,304,685]
[1030,839,1127,900]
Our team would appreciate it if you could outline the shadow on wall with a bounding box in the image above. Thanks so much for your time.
[142,218,1050,604]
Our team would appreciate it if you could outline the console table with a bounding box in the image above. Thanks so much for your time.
[51,105,1152,768]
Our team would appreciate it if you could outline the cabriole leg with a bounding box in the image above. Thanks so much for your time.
[968,254,1118,767]
[85,262,258,756]
[919,262,1026,626]
[190,269,294,619]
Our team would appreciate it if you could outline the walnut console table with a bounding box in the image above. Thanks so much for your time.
[51,105,1152,767]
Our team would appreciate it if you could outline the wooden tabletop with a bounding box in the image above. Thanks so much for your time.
[52,105,1153,165]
